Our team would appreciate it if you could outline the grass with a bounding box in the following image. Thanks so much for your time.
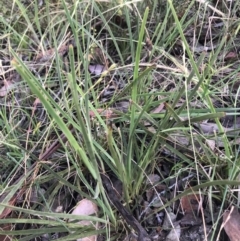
[0,0,240,240]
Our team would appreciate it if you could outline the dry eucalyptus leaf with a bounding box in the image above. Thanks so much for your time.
[223,206,240,241]
[71,199,98,241]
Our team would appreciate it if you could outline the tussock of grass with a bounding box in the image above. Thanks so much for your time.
[0,0,240,240]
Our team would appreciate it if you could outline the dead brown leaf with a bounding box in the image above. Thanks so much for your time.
[223,206,240,241]
[151,103,164,114]
[0,196,17,219]
[180,193,200,214]
[180,192,202,226]
[35,44,69,62]
[0,188,26,219]
[224,51,238,61]
[0,80,14,97]
[0,223,13,241]
[71,199,98,241]
[89,108,119,119]
[166,223,181,241]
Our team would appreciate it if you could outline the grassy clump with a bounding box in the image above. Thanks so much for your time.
[0,0,240,240]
